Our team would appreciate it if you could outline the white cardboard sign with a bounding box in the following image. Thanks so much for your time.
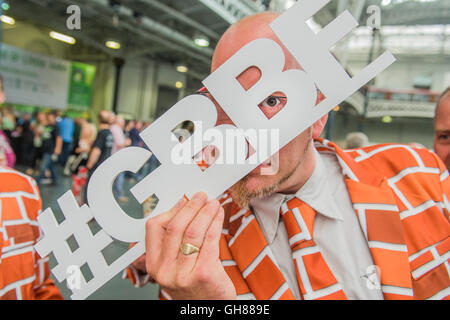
[34,0,395,300]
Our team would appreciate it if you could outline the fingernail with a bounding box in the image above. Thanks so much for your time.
[193,192,206,201]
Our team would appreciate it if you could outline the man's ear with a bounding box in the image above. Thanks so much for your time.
[312,90,328,139]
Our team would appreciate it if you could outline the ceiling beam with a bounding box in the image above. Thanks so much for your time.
[195,0,260,24]
[74,0,213,64]
[136,0,220,41]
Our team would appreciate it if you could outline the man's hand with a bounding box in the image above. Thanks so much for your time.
[145,192,236,300]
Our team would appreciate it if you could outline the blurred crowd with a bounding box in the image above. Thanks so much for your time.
[0,106,159,204]
[1,86,449,204]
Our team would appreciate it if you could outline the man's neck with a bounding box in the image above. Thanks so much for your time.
[99,123,109,130]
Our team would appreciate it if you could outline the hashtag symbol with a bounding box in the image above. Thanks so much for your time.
[34,190,113,293]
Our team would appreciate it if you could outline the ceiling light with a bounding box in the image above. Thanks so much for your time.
[176,65,188,73]
[105,40,121,50]
[381,116,392,124]
[49,31,76,44]
[1,2,10,11]
[194,34,210,47]
[175,81,183,89]
[0,15,14,25]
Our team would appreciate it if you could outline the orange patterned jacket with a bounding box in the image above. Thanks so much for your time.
[0,167,63,300]
[127,139,450,300]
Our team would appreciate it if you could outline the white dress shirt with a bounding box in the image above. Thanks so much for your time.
[250,148,384,300]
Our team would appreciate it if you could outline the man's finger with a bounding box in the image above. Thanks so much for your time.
[145,196,187,278]
[177,199,221,273]
[196,206,225,266]
[158,192,208,270]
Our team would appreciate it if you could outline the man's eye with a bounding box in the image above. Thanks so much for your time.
[259,96,286,108]
[439,134,450,141]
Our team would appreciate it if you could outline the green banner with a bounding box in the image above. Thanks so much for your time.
[0,44,96,118]
[67,62,96,112]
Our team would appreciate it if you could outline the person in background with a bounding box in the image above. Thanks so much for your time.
[58,112,75,167]
[0,74,15,168]
[126,120,144,181]
[128,120,142,148]
[0,72,63,300]
[110,114,131,203]
[345,131,370,149]
[36,111,62,186]
[125,119,135,137]
[31,111,46,175]
[434,87,450,170]
[0,166,64,300]
[63,117,82,176]
[71,118,97,205]
[0,107,15,142]
[86,110,113,177]
[19,117,35,175]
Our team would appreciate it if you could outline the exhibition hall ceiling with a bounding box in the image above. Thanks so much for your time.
[5,0,450,80]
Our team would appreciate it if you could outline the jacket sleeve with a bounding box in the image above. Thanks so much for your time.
[32,251,64,300]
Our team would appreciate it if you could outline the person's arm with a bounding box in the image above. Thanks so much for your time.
[33,252,65,300]
[53,126,62,155]
[86,147,101,170]
[54,136,62,155]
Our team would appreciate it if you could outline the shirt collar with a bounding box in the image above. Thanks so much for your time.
[294,148,344,222]
[250,148,344,244]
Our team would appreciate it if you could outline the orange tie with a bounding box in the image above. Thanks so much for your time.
[280,196,348,300]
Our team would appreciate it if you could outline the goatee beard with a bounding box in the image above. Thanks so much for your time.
[230,133,312,209]
[229,176,281,209]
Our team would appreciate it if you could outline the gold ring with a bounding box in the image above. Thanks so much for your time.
[181,243,200,255]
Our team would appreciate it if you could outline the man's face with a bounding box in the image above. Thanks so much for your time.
[209,13,324,207]
[434,94,450,170]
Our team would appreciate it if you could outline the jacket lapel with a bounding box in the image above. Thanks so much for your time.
[224,139,414,300]
[322,139,414,299]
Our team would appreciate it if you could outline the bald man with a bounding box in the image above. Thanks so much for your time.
[132,13,449,300]
[434,87,450,170]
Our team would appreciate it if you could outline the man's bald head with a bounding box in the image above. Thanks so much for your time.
[212,12,301,74]
[436,87,450,118]
[434,87,450,169]
[209,12,329,206]
[98,110,111,125]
